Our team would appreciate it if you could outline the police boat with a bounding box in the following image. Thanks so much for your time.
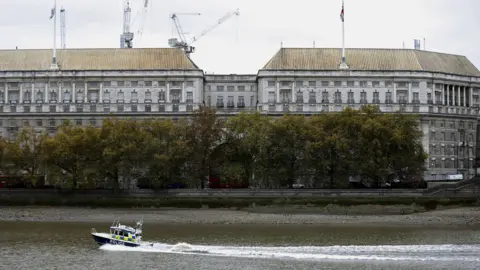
[91,219,149,247]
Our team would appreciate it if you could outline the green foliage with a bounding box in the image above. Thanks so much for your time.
[0,105,427,189]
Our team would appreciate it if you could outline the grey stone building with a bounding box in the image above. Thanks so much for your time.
[0,47,479,179]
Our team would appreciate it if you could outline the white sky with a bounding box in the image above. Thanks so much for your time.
[0,0,478,74]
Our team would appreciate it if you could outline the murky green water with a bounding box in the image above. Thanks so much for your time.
[1,221,480,269]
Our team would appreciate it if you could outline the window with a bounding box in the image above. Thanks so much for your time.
[131,105,137,112]
[49,105,56,112]
[207,96,211,106]
[77,90,84,101]
[268,92,275,103]
[347,91,354,103]
[216,96,224,107]
[238,86,245,91]
[117,105,124,112]
[250,96,254,107]
[90,104,96,112]
[296,81,304,87]
[321,81,329,87]
[360,91,367,103]
[64,91,71,102]
[103,107,110,113]
[145,105,151,112]
[145,81,152,87]
[131,90,138,102]
[310,81,318,87]
[238,96,245,107]
[36,105,42,112]
[281,81,290,87]
[217,85,225,91]
[186,92,193,103]
[372,81,380,88]
[24,91,31,102]
[309,92,316,103]
[171,81,181,88]
[117,91,124,102]
[347,81,354,87]
[24,106,30,113]
[227,86,235,91]
[186,81,194,87]
[280,90,291,103]
[427,83,433,89]
[170,90,181,103]
[36,120,43,127]
[268,81,276,87]
[36,91,43,102]
[412,82,420,88]
[373,92,380,103]
[227,96,234,107]
[412,92,420,103]
[385,91,392,103]
[296,92,304,103]
[334,91,342,103]
[360,81,368,87]
[158,91,165,101]
[322,91,329,103]
[334,81,342,87]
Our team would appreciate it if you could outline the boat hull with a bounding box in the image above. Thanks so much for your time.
[92,233,140,247]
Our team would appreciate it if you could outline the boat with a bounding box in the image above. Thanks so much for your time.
[91,219,148,247]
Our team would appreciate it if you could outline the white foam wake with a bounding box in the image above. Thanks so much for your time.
[99,242,480,262]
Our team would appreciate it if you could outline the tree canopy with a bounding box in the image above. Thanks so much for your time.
[0,105,427,189]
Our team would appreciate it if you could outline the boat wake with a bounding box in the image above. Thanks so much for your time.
[99,243,480,262]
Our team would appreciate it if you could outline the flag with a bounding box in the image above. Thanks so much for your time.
[50,7,55,19]
[340,1,344,22]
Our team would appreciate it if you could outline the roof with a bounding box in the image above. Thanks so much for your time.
[262,48,480,77]
[0,48,199,71]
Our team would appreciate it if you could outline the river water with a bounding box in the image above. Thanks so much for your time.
[1,221,480,269]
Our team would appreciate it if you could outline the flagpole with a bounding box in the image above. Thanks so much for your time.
[50,0,58,69]
[339,0,349,69]
[53,0,57,65]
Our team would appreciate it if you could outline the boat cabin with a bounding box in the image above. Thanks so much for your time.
[109,224,140,242]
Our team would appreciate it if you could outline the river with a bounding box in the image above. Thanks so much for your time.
[1,221,480,269]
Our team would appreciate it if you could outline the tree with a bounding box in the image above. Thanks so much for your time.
[265,115,310,188]
[143,118,190,188]
[44,122,101,188]
[98,118,151,191]
[186,106,224,188]
[7,127,48,185]
[223,112,271,187]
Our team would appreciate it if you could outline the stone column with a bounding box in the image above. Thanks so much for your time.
[99,82,103,103]
[58,82,62,103]
[393,82,397,103]
[276,81,280,103]
[4,82,8,103]
[469,86,473,107]
[44,83,48,102]
[72,82,76,103]
[408,82,412,103]
[31,82,34,102]
[291,81,296,103]
[19,83,23,103]
[166,81,170,102]
[84,82,88,103]
[446,85,450,106]
[182,81,186,103]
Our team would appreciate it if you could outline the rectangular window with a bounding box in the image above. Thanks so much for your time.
[373,92,380,103]
[322,91,329,103]
[296,92,304,103]
[217,85,225,91]
[372,81,380,88]
[309,92,316,103]
[158,91,165,101]
[227,86,235,91]
[145,91,152,102]
[227,96,234,107]
[412,82,420,88]
[360,92,367,103]
[413,92,420,103]
[237,86,245,91]
[216,96,224,107]
[186,92,193,103]
[238,96,245,107]
[334,91,342,103]
[186,81,194,87]
[347,81,354,87]
[267,81,276,87]
[268,92,275,103]
[347,92,354,103]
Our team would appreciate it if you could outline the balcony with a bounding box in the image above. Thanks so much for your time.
[237,102,245,108]
[116,99,124,103]
[186,99,193,103]
[227,102,235,108]
[171,99,180,104]
[372,99,380,104]
[216,103,224,108]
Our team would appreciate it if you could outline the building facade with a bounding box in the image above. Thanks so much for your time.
[0,47,479,179]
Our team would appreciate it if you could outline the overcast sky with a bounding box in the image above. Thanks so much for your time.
[0,0,478,74]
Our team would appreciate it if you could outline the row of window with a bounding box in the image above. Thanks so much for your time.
[0,81,197,89]
[430,120,474,130]
[267,81,474,89]
[207,85,255,92]
[429,159,473,169]
[429,145,473,156]
[207,96,252,108]
[0,90,194,103]
[266,90,478,106]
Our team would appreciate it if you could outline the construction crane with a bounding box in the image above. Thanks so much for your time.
[168,8,240,55]
[60,7,66,49]
[120,0,150,49]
